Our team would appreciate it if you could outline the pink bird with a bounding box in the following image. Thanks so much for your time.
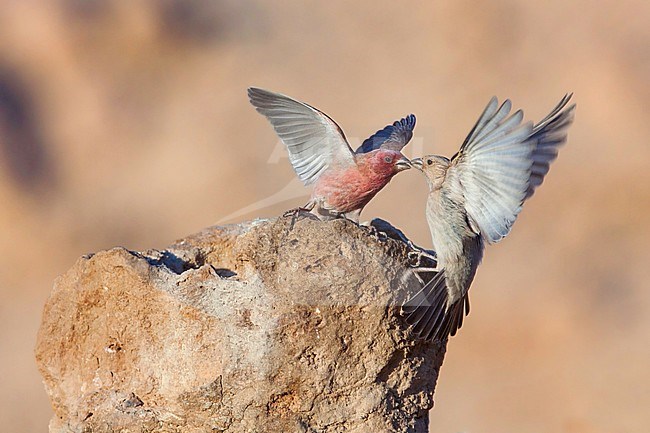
[248,87,414,221]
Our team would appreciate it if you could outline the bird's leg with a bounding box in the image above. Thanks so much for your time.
[413,266,439,276]
[401,266,438,287]
[313,205,349,222]
[408,255,439,271]
[410,269,427,286]
[342,209,361,224]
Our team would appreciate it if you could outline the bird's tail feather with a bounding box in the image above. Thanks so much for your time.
[402,269,470,342]
[445,296,469,338]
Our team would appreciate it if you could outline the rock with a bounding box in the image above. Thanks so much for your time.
[35,216,446,433]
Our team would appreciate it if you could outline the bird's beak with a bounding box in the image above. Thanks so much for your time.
[394,156,412,172]
[410,158,423,170]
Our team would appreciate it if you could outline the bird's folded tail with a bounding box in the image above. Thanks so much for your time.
[402,269,470,342]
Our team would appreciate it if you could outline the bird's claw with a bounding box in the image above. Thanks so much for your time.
[406,242,438,268]
[282,207,303,218]
[284,207,319,229]
[407,250,423,267]
[365,224,388,241]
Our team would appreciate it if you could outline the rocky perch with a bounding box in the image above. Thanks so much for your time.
[35,216,445,433]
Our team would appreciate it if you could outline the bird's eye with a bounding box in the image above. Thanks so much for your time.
[384,155,393,163]
[427,159,433,165]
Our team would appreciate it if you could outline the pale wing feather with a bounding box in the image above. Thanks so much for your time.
[460,96,499,148]
[451,97,535,244]
[525,94,575,199]
[452,95,575,243]
[248,87,355,185]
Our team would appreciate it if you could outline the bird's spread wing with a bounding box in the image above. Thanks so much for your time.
[526,94,575,199]
[402,269,470,342]
[450,95,575,244]
[356,114,416,153]
[248,87,355,185]
[450,97,535,244]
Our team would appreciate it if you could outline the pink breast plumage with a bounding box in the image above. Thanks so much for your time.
[312,164,392,213]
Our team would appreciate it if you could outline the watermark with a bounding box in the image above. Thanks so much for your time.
[218,136,427,224]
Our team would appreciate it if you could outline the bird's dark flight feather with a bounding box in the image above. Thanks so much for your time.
[356,114,416,153]
[402,270,470,342]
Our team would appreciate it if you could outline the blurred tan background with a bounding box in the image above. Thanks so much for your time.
[0,1,648,432]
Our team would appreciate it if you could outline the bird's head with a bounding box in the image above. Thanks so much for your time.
[410,155,450,190]
[368,149,412,176]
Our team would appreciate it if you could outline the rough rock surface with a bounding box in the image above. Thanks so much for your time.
[35,216,446,433]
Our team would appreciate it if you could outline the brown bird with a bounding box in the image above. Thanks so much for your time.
[403,94,576,342]
[248,87,414,221]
